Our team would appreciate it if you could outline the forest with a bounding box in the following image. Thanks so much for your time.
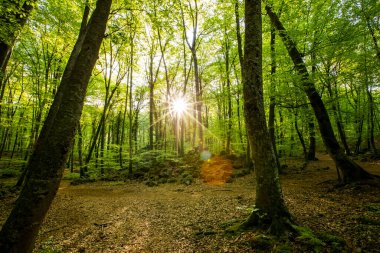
[0,0,379,252]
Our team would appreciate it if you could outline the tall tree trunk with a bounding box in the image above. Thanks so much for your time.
[0,1,111,251]
[78,122,84,177]
[307,116,317,160]
[193,50,203,150]
[235,0,252,167]
[128,36,134,175]
[266,5,374,183]
[224,28,232,154]
[294,112,307,160]
[242,0,292,234]
[268,25,281,168]
[367,89,377,153]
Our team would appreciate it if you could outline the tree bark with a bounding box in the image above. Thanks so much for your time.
[265,5,374,183]
[307,117,317,160]
[242,0,292,234]
[294,112,307,160]
[268,25,281,168]
[0,1,111,251]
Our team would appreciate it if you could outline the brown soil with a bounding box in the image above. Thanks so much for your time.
[0,154,379,252]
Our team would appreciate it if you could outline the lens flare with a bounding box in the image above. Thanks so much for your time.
[170,96,188,117]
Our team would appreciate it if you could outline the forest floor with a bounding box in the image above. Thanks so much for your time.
[0,153,380,253]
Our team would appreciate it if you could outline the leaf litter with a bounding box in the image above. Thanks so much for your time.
[0,154,379,252]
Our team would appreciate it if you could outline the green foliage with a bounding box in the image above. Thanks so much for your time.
[179,171,193,185]
[62,172,80,180]
[366,203,380,214]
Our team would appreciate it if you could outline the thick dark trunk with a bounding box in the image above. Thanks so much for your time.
[266,5,373,183]
[0,1,111,252]
[242,0,292,234]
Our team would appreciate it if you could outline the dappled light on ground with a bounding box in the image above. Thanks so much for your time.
[0,155,379,252]
[201,156,233,185]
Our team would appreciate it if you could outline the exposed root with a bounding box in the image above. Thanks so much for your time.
[226,209,297,238]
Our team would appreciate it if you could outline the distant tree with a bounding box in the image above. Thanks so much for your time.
[0,0,112,251]
[0,0,37,83]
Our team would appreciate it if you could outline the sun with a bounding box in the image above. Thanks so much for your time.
[170,96,188,117]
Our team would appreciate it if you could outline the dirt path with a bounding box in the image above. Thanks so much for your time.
[1,155,380,252]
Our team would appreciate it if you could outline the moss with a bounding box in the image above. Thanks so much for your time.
[225,223,243,235]
[219,219,240,229]
[356,216,380,225]
[366,203,380,214]
[292,225,325,251]
[248,235,275,250]
[275,243,293,253]
[317,231,346,252]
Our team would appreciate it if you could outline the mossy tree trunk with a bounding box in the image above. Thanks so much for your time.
[242,0,292,234]
[0,0,112,252]
[265,5,374,184]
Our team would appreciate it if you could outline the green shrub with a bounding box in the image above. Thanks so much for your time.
[63,172,80,180]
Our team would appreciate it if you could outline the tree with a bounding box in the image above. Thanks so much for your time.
[0,0,37,83]
[0,0,112,251]
[241,0,292,234]
[180,0,204,150]
[265,5,376,184]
